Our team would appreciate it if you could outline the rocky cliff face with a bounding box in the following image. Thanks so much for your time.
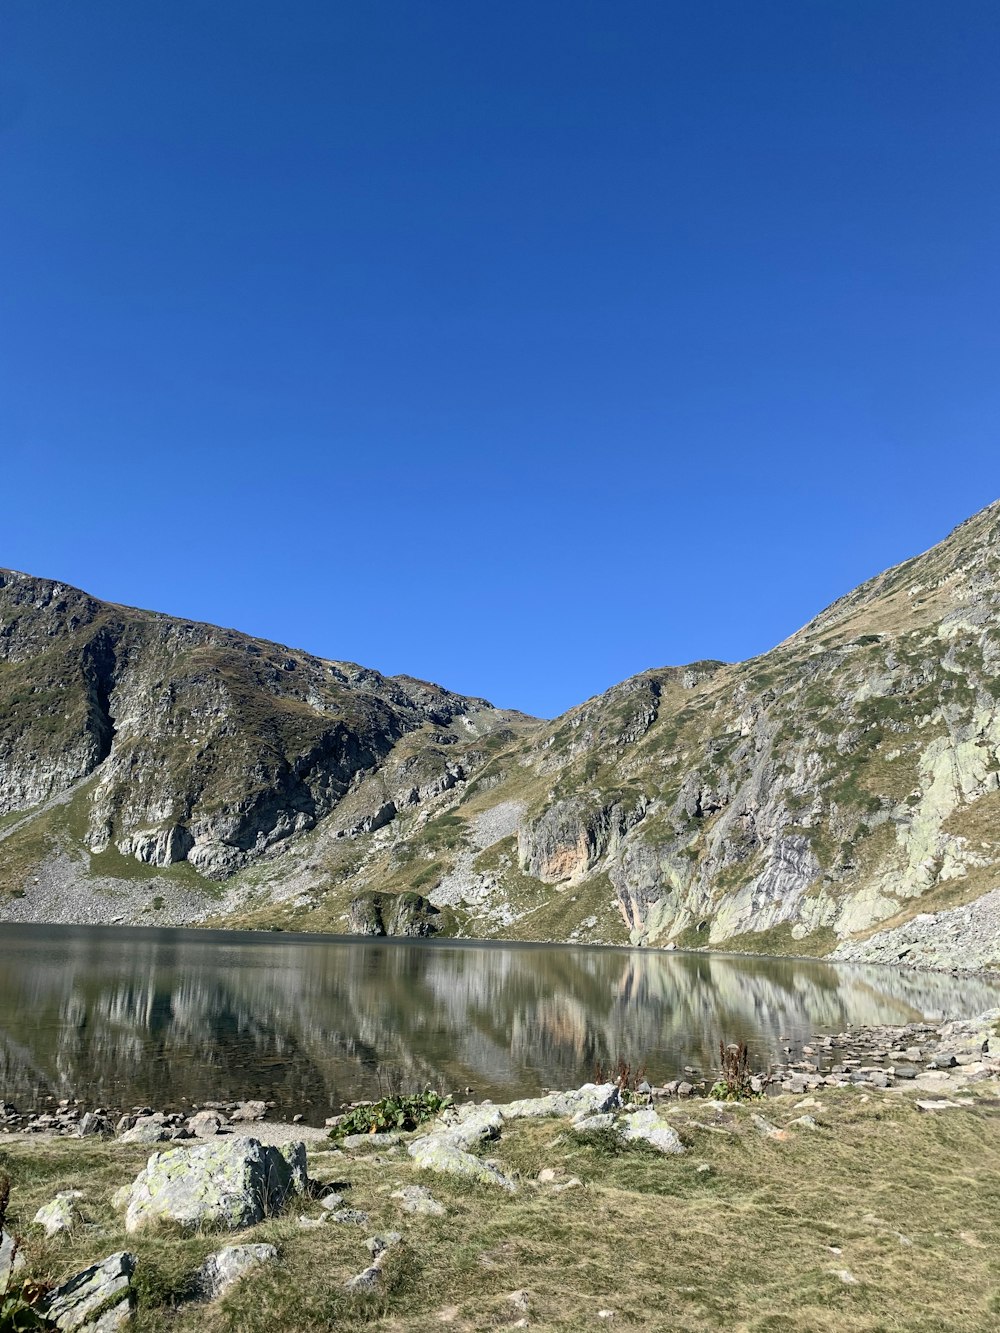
[4,502,1000,968]
[0,568,531,888]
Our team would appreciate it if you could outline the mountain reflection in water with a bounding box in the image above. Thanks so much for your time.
[2,924,997,1122]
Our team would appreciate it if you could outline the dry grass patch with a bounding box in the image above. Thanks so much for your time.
[4,1089,1000,1330]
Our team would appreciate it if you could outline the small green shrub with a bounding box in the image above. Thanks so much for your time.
[329,1089,451,1139]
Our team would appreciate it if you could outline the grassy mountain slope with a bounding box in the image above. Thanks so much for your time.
[4,502,1000,967]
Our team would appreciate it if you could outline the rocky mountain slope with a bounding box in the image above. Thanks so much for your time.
[4,501,1000,969]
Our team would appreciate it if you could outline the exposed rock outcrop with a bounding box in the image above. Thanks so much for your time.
[347,890,443,937]
[6,502,1000,969]
[115,1137,308,1233]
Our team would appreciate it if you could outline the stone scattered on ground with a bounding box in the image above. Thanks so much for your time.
[194,1243,278,1301]
[45,1251,136,1333]
[329,1208,370,1226]
[341,1132,404,1151]
[33,1189,84,1237]
[344,1232,403,1292]
[366,1232,403,1258]
[391,1184,446,1216]
[115,1137,308,1234]
[614,1106,685,1154]
[188,1110,227,1138]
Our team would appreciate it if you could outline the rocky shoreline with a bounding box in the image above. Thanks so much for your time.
[4,1005,998,1142]
[3,1006,1000,1330]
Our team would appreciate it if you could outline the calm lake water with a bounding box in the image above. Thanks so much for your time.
[2,923,998,1123]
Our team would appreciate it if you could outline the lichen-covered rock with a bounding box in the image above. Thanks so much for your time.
[501,1084,618,1122]
[117,1136,308,1234]
[33,1190,84,1237]
[439,1105,504,1148]
[571,1112,616,1133]
[390,1185,446,1216]
[340,1132,405,1150]
[615,1106,685,1154]
[407,1136,517,1190]
[193,1244,278,1301]
[45,1251,136,1332]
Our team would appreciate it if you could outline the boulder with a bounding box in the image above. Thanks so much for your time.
[615,1107,685,1154]
[187,1111,226,1138]
[194,1244,278,1301]
[119,1118,169,1146]
[340,1132,404,1151]
[439,1105,504,1149]
[77,1113,111,1138]
[229,1101,267,1123]
[33,1190,84,1237]
[407,1137,517,1190]
[500,1084,618,1122]
[45,1251,136,1332]
[117,1137,308,1234]
[571,1113,616,1133]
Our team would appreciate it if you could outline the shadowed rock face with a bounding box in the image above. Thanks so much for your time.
[5,500,1000,965]
[347,890,442,937]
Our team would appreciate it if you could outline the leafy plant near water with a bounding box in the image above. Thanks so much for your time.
[329,1089,452,1140]
[708,1040,762,1102]
[0,1174,55,1332]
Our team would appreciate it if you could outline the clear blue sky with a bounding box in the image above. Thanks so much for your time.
[3,2,999,718]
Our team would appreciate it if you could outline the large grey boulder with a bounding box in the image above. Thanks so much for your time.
[438,1105,504,1148]
[45,1251,136,1332]
[116,1137,308,1234]
[193,1244,278,1301]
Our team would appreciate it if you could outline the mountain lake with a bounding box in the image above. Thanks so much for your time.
[2,922,998,1123]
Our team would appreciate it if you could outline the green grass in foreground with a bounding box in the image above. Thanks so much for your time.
[4,1088,1000,1331]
